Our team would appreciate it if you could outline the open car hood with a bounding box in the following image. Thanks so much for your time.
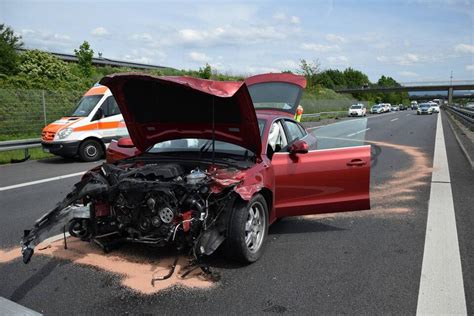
[245,73,307,115]
[100,74,261,156]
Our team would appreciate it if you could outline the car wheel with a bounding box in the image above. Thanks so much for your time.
[226,194,268,263]
[78,139,103,162]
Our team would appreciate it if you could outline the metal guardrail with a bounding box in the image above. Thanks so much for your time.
[302,111,348,119]
[446,106,474,129]
[0,138,41,162]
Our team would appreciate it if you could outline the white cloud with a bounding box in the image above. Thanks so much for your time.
[122,55,151,64]
[455,43,474,54]
[290,16,301,24]
[188,51,211,63]
[326,55,349,65]
[273,12,300,24]
[277,59,299,70]
[398,71,419,77]
[18,29,72,51]
[177,25,289,46]
[466,65,474,71]
[243,65,280,75]
[273,13,287,21]
[377,53,420,65]
[131,33,153,42]
[398,53,419,65]
[325,34,346,43]
[301,43,340,52]
[122,47,166,65]
[91,27,109,37]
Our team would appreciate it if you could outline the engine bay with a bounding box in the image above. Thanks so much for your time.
[21,159,247,265]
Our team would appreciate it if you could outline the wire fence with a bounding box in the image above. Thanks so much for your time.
[0,89,83,140]
[0,88,368,140]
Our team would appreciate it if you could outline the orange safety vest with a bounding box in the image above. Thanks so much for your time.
[294,105,304,122]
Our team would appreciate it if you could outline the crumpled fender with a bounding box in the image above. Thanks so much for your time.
[21,173,110,264]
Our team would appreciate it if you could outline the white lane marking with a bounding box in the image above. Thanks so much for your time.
[347,128,370,137]
[416,113,467,315]
[305,112,399,131]
[390,118,399,122]
[0,297,42,316]
[0,171,86,192]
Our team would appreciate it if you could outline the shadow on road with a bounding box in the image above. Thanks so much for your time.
[37,157,104,165]
[269,218,345,235]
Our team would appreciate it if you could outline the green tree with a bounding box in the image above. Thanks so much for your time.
[322,69,347,88]
[343,67,369,88]
[298,59,320,91]
[74,41,94,76]
[376,75,408,104]
[198,63,212,79]
[0,24,23,75]
[18,49,74,81]
[315,72,335,90]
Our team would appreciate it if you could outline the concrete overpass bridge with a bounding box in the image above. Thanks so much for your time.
[335,80,474,103]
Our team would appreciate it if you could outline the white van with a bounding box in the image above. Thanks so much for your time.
[41,85,128,161]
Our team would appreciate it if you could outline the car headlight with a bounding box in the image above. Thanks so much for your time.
[57,127,73,139]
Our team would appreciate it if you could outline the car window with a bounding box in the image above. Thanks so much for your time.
[102,96,121,117]
[284,120,305,144]
[267,121,287,153]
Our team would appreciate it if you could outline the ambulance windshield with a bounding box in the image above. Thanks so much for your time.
[71,95,103,117]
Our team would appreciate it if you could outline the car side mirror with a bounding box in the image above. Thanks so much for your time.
[289,140,309,154]
[117,137,134,148]
[92,108,104,121]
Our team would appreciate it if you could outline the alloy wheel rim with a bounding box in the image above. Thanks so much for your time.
[245,201,265,253]
[85,145,97,158]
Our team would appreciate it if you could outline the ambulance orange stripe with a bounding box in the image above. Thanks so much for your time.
[85,86,108,96]
[73,121,121,132]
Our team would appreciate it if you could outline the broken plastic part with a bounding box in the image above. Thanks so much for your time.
[151,256,179,286]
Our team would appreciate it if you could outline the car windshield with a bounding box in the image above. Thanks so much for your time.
[351,105,362,109]
[147,138,252,157]
[147,119,266,156]
[372,105,380,109]
[71,95,103,117]
[420,104,431,108]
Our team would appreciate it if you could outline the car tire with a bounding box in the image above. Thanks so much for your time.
[226,194,268,263]
[78,139,103,162]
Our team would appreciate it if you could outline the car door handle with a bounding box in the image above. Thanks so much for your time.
[347,159,367,167]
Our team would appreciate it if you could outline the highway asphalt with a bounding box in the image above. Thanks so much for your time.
[0,110,472,315]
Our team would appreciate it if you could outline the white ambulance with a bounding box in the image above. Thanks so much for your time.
[41,85,128,161]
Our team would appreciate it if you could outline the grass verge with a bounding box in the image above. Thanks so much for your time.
[0,147,53,164]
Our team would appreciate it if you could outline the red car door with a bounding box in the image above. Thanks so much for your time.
[271,120,370,217]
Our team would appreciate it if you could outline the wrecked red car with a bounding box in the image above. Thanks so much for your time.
[21,73,370,265]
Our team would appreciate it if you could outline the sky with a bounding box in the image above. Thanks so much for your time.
[1,0,473,82]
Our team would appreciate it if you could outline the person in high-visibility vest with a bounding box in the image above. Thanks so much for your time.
[294,105,303,122]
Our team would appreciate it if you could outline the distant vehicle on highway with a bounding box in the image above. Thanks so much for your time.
[411,101,418,110]
[382,103,391,112]
[370,104,384,114]
[465,103,474,110]
[417,103,433,115]
[399,104,407,111]
[391,105,399,111]
[348,104,367,117]
[429,104,440,113]
[40,85,128,162]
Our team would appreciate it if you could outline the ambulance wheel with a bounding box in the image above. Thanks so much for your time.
[78,139,103,162]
